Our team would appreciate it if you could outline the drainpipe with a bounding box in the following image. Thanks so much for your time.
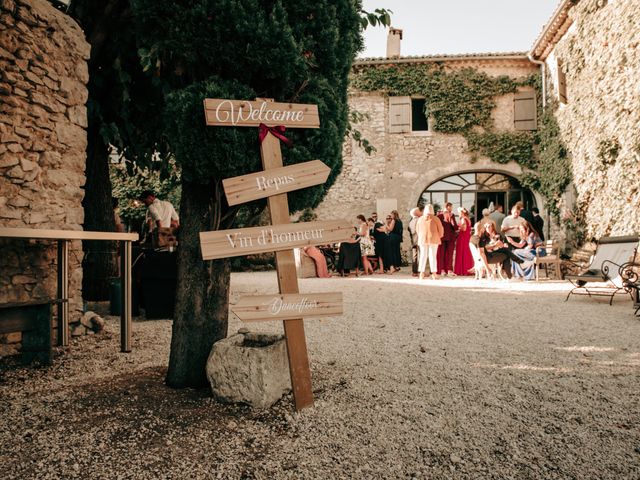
[527,53,546,111]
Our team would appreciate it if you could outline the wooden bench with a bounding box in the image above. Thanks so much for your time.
[0,300,58,365]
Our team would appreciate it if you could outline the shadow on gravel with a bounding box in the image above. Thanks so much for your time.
[1,366,302,479]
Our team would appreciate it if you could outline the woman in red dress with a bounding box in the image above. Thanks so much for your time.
[454,207,474,276]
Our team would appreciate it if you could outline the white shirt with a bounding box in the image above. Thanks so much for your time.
[148,198,178,229]
[501,215,524,238]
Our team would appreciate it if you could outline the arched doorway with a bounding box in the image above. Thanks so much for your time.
[418,171,536,223]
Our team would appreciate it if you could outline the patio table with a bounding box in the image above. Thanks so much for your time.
[0,227,138,352]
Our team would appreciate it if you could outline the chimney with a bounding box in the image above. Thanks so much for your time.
[386,28,402,58]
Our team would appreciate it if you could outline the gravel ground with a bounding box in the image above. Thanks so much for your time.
[1,272,639,479]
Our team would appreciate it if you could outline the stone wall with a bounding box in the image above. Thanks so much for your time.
[0,0,89,352]
[315,59,539,249]
[546,0,640,239]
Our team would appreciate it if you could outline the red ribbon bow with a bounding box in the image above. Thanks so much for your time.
[258,123,292,147]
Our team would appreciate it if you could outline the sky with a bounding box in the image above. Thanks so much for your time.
[360,0,561,58]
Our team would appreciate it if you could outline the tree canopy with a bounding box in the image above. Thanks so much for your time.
[130,0,363,212]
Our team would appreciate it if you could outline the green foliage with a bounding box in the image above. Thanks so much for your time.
[353,64,575,218]
[352,64,520,133]
[297,208,318,222]
[163,80,259,182]
[346,109,376,155]
[522,106,572,217]
[131,0,363,212]
[110,160,181,227]
[352,63,540,167]
[466,131,535,167]
[560,203,587,250]
[70,0,170,170]
[358,8,392,30]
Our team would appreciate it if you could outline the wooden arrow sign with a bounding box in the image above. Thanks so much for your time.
[200,219,353,261]
[222,160,330,206]
[204,99,320,128]
[232,292,343,322]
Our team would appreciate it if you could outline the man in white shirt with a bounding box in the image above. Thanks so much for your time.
[501,203,525,245]
[139,190,179,232]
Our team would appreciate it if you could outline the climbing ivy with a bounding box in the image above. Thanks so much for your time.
[466,131,535,167]
[352,63,521,133]
[346,109,377,154]
[352,64,572,218]
[522,105,573,217]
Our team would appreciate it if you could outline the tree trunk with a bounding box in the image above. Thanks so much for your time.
[166,181,230,388]
[82,124,118,301]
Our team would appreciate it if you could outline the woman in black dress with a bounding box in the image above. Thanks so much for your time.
[336,227,363,276]
[384,210,403,273]
[371,215,387,274]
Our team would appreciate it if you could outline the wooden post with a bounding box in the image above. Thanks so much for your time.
[57,240,69,347]
[260,126,314,410]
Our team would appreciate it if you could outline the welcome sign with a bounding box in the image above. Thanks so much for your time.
[203,99,320,128]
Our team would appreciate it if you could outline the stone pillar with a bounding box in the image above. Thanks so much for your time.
[0,0,90,352]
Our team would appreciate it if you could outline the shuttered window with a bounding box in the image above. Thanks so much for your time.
[513,90,537,131]
[388,96,411,133]
[557,60,568,104]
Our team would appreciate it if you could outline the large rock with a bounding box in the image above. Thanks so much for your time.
[206,332,291,409]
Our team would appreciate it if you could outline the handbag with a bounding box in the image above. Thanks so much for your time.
[152,227,178,249]
[359,236,375,256]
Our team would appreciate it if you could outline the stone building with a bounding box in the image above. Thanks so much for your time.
[316,0,640,250]
[0,0,89,352]
[529,0,640,240]
[314,49,541,246]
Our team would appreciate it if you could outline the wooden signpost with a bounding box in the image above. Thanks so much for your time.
[201,97,348,410]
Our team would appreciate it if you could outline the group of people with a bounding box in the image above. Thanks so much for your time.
[406,201,546,281]
[471,202,546,281]
[303,201,547,282]
[127,190,548,282]
[408,202,475,280]
[321,210,405,276]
